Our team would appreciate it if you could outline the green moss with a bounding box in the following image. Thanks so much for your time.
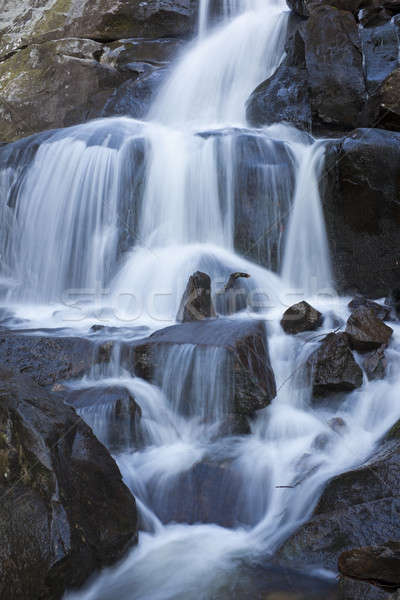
[32,0,72,36]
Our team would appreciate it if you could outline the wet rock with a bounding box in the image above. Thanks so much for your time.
[377,66,400,132]
[0,369,137,600]
[321,129,400,297]
[0,330,112,386]
[308,333,363,396]
[277,436,400,576]
[286,0,364,17]
[338,542,400,592]
[132,318,276,416]
[247,26,312,131]
[66,386,142,453]
[348,295,391,321]
[248,5,367,135]
[153,460,241,527]
[281,301,323,335]
[176,271,217,323]
[0,2,196,142]
[346,307,393,352]
[218,413,251,436]
[363,345,387,380]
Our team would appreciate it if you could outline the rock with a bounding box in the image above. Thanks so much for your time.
[231,131,295,271]
[248,5,367,135]
[65,386,142,453]
[321,129,400,297]
[277,436,400,576]
[339,577,388,599]
[308,333,363,396]
[246,26,312,131]
[377,66,400,131]
[0,330,112,386]
[338,542,400,592]
[132,318,276,416]
[348,295,391,321]
[286,0,364,17]
[0,0,197,60]
[0,2,196,142]
[280,301,323,335]
[346,307,393,351]
[176,271,217,323]
[101,66,169,120]
[0,369,137,600]
[305,6,366,134]
[0,39,131,142]
[152,460,242,527]
[363,345,387,380]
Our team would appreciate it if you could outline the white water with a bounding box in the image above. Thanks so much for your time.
[0,0,399,598]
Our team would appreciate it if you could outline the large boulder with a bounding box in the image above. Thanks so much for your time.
[321,128,400,296]
[250,3,400,135]
[363,345,387,381]
[345,307,393,351]
[348,295,391,322]
[339,542,400,593]
[131,318,276,416]
[281,301,323,335]
[277,436,400,588]
[0,1,196,142]
[0,369,137,600]
[248,5,367,134]
[308,333,363,396]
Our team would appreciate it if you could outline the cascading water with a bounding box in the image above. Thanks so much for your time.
[0,0,399,598]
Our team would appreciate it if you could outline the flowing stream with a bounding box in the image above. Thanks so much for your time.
[0,0,399,598]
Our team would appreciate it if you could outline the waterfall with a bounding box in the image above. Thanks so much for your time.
[0,0,399,599]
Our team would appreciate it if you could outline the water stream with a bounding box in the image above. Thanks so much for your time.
[0,0,399,598]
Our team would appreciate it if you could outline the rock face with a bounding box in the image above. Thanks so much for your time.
[346,307,393,351]
[0,369,137,600]
[321,128,400,297]
[277,437,400,588]
[339,542,400,592]
[308,333,363,396]
[248,1,400,136]
[132,318,276,416]
[0,330,112,386]
[0,1,197,142]
[176,271,217,322]
[280,301,323,335]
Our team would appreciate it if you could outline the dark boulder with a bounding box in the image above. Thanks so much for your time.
[246,26,312,131]
[339,542,400,592]
[281,301,323,335]
[0,370,137,600]
[346,307,393,351]
[248,5,367,135]
[363,345,387,380]
[308,333,363,396]
[176,271,217,323]
[132,318,276,416]
[348,295,391,321]
[0,330,112,386]
[286,0,364,17]
[66,386,142,453]
[321,128,400,297]
[277,436,400,577]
